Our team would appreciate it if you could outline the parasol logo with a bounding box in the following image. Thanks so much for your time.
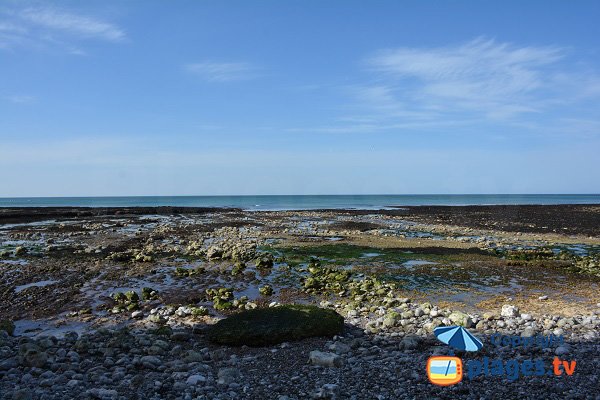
[427,325,483,386]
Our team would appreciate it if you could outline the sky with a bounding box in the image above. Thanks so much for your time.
[1,0,599,196]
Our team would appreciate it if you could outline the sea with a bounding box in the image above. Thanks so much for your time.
[0,194,599,211]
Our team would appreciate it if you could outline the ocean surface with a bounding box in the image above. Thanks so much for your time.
[0,195,599,211]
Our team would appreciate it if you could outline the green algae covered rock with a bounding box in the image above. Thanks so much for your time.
[207,305,344,346]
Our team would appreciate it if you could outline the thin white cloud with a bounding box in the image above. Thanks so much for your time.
[0,6,125,52]
[4,95,35,104]
[297,38,600,135]
[185,61,257,82]
[365,37,566,119]
[20,8,125,42]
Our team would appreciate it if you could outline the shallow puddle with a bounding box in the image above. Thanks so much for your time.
[15,279,59,293]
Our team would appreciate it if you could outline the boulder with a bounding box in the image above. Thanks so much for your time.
[207,305,344,346]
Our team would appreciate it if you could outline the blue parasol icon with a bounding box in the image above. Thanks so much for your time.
[434,326,483,352]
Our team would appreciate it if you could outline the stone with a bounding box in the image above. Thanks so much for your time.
[538,295,549,301]
[399,335,421,350]
[329,342,351,354]
[448,311,473,328]
[11,389,32,400]
[131,311,143,319]
[86,388,118,399]
[521,327,536,337]
[501,305,520,318]
[19,344,47,368]
[186,374,207,385]
[14,246,27,256]
[140,355,162,369]
[521,313,532,321]
[309,351,342,367]
[207,246,224,259]
[182,350,204,363]
[0,319,15,336]
[147,314,166,324]
[313,383,339,399]
[555,346,570,356]
[217,367,240,385]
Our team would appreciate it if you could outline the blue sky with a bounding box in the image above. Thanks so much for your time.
[1,0,599,196]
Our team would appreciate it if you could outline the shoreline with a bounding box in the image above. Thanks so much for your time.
[2,203,600,236]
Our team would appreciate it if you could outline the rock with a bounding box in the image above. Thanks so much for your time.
[329,342,351,354]
[186,374,207,385]
[399,335,421,350]
[501,305,520,318]
[313,383,339,399]
[206,246,223,259]
[86,388,118,399]
[482,312,497,320]
[140,355,162,369]
[0,319,15,336]
[538,295,548,301]
[14,246,27,256]
[131,311,143,319]
[11,389,32,400]
[217,367,240,385]
[521,313,532,321]
[555,346,570,356]
[309,351,342,367]
[207,305,344,346]
[382,312,399,328]
[259,285,274,296]
[182,350,204,363]
[448,311,473,328]
[147,314,166,324]
[521,327,536,337]
[553,328,564,337]
[19,344,47,368]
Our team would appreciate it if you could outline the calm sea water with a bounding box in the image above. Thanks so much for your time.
[0,195,599,211]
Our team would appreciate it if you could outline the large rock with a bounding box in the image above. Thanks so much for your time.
[207,305,344,346]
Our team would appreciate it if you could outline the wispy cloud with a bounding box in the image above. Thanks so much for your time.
[4,94,35,104]
[298,38,600,135]
[0,6,125,52]
[20,8,125,42]
[185,61,257,82]
[365,37,564,119]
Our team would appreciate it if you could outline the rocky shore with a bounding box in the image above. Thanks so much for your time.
[1,205,599,399]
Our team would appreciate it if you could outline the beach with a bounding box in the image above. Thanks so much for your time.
[1,204,599,399]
